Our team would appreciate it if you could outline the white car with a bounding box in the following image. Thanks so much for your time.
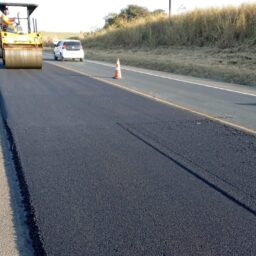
[53,40,84,61]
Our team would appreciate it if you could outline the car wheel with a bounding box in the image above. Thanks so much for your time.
[54,54,57,61]
[80,58,84,62]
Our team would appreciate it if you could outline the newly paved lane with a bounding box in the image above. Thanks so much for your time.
[0,62,256,255]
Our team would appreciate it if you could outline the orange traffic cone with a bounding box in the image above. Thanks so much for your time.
[114,58,122,79]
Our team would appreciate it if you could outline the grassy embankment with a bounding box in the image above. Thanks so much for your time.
[84,4,256,86]
[41,31,84,48]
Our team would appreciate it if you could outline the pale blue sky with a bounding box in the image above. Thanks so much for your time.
[3,0,256,32]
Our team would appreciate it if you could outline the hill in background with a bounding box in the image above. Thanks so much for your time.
[84,3,256,49]
[42,31,84,46]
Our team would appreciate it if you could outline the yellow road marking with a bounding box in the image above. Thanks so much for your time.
[48,61,256,136]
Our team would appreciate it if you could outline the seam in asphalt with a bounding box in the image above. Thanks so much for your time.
[0,91,47,256]
[117,122,256,218]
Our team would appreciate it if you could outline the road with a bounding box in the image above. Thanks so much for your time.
[0,56,255,255]
[44,52,256,132]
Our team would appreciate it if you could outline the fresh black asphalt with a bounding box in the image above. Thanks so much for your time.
[0,63,255,255]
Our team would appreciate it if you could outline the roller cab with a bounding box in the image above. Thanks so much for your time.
[0,2,43,69]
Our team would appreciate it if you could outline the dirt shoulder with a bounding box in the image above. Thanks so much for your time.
[0,143,19,256]
[85,46,256,87]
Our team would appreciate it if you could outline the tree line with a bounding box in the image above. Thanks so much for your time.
[104,5,166,28]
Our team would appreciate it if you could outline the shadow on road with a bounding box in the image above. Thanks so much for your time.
[236,103,256,106]
[43,57,55,61]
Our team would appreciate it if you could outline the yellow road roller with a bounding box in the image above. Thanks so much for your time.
[0,2,42,68]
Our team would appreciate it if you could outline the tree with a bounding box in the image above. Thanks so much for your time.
[104,13,118,27]
[119,5,150,21]
[104,5,161,28]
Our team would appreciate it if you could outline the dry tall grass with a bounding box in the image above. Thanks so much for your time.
[84,4,256,49]
[41,31,84,46]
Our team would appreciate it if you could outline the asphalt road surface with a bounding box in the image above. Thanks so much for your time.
[0,59,256,255]
[45,52,256,132]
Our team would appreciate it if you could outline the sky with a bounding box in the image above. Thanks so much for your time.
[3,0,256,32]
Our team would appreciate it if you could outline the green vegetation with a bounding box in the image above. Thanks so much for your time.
[84,3,256,49]
[104,5,165,28]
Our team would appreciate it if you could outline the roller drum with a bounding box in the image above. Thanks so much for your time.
[4,48,42,69]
